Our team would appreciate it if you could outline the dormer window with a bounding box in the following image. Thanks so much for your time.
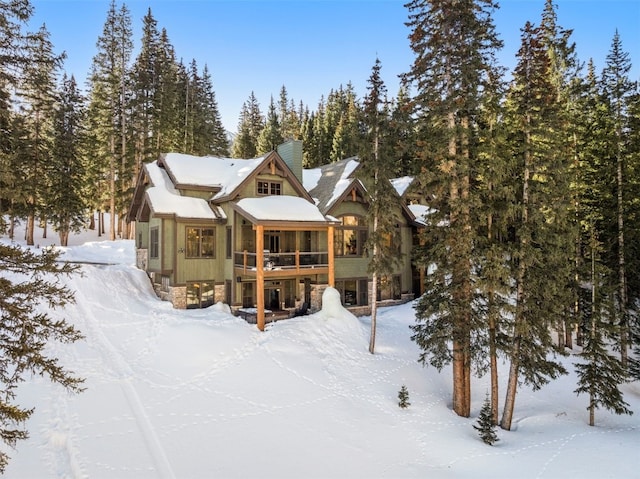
[257,180,282,196]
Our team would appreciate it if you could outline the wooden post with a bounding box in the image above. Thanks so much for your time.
[256,225,265,331]
[328,226,335,287]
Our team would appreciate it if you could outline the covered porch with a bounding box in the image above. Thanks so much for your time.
[230,196,338,330]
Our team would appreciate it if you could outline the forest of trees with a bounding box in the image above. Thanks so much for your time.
[0,0,639,470]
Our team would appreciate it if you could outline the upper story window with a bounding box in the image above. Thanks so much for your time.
[257,180,282,196]
[334,215,368,257]
[186,227,215,258]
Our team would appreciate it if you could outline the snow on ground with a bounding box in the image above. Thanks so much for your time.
[2,222,639,478]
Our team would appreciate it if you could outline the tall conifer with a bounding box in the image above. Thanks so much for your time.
[86,0,133,240]
[600,31,636,366]
[404,0,504,418]
[500,20,570,431]
[359,58,402,354]
[50,74,87,246]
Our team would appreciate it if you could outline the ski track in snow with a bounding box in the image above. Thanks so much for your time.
[65,266,176,479]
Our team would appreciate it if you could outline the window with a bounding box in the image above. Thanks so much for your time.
[186,227,215,258]
[150,227,159,258]
[334,215,368,256]
[335,278,368,306]
[257,180,282,195]
[377,275,401,301]
[187,281,215,309]
[226,226,232,259]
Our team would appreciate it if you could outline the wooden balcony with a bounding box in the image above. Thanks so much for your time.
[234,250,330,277]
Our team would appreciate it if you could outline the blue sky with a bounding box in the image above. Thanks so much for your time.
[30,0,640,132]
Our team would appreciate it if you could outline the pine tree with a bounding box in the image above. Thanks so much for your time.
[474,394,499,445]
[257,96,283,154]
[278,85,301,140]
[359,58,402,354]
[15,24,63,246]
[86,0,133,241]
[50,74,87,246]
[500,20,570,431]
[404,0,504,418]
[130,8,160,174]
[199,65,229,156]
[154,28,183,154]
[0,243,84,473]
[540,0,583,350]
[574,227,632,426]
[398,385,411,409]
[600,31,636,367]
[388,86,417,177]
[330,84,360,162]
[232,92,263,158]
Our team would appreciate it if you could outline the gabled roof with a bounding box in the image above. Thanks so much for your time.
[137,161,226,221]
[231,196,338,228]
[303,157,363,214]
[158,152,266,197]
[390,176,414,197]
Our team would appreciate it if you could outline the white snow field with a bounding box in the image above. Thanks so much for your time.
[2,225,639,478]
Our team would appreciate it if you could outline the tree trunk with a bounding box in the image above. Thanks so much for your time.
[500,337,520,430]
[369,270,378,354]
[617,146,628,366]
[589,235,596,427]
[502,119,531,431]
[110,135,116,241]
[26,213,35,246]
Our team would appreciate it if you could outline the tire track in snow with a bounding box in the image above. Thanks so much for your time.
[71,268,176,479]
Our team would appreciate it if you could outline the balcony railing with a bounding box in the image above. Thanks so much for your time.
[234,250,329,272]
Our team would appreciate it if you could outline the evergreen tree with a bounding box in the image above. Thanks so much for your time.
[129,8,160,174]
[154,28,183,154]
[500,20,570,431]
[86,0,133,241]
[257,96,283,154]
[199,65,229,156]
[398,385,410,408]
[574,227,632,426]
[330,84,360,162]
[388,86,417,177]
[50,74,87,246]
[540,0,583,350]
[600,31,637,367]
[474,393,499,445]
[232,92,263,158]
[278,85,301,140]
[359,58,402,354]
[474,54,510,425]
[0,243,84,473]
[15,23,63,246]
[0,1,32,235]
[404,0,504,418]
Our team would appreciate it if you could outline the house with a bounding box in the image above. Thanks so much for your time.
[127,140,424,329]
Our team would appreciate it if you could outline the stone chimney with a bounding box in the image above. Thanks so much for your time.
[277,140,303,183]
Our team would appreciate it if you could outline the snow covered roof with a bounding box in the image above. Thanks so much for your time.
[408,204,438,226]
[232,196,336,225]
[143,161,226,221]
[160,152,267,200]
[390,176,414,197]
[303,158,362,213]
